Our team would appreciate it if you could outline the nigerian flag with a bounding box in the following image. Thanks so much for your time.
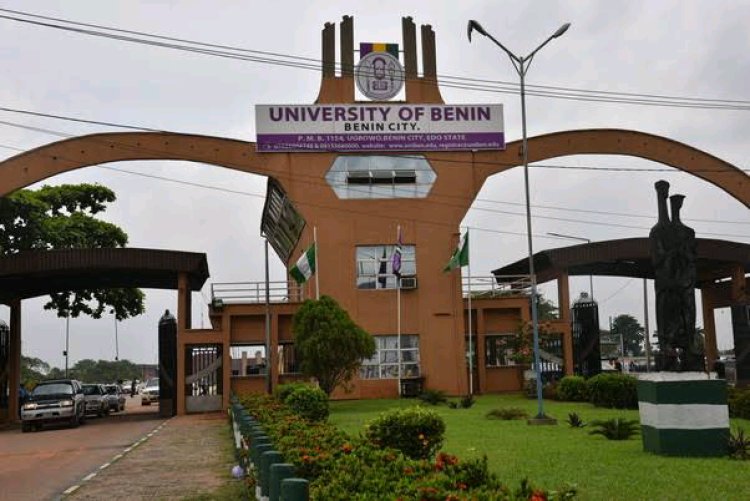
[443,232,469,272]
[290,244,316,284]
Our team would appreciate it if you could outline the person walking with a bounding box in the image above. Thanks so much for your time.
[130,379,137,398]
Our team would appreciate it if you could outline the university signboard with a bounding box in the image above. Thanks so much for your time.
[255,104,504,152]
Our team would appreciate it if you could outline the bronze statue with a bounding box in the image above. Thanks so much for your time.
[649,181,703,371]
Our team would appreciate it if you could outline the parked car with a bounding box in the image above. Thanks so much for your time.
[21,379,86,432]
[141,378,160,406]
[104,384,126,412]
[82,384,109,417]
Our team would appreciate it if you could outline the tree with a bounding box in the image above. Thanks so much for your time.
[67,358,142,383]
[536,293,559,321]
[292,295,376,395]
[0,184,144,320]
[21,355,50,387]
[610,314,645,356]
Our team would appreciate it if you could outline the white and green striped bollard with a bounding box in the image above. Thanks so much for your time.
[637,372,729,456]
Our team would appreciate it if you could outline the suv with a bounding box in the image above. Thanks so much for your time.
[21,379,86,432]
[140,378,159,406]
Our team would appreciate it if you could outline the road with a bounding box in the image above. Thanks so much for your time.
[0,395,163,501]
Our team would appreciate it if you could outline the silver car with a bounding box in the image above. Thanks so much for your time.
[21,379,86,432]
[82,384,109,417]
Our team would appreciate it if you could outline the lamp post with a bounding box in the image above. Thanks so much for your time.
[547,232,594,300]
[64,313,69,377]
[114,314,119,361]
[469,19,570,422]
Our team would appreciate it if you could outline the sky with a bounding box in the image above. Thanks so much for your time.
[0,0,748,368]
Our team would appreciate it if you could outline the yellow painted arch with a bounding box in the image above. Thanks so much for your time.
[0,128,747,210]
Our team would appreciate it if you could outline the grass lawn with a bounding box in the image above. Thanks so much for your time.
[329,394,750,501]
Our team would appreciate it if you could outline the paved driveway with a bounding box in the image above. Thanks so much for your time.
[0,396,163,501]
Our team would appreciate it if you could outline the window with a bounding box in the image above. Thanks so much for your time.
[230,344,267,376]
[325,155,436,200]
[277,343,300,375]
[356,245,416,289]
[485,335,517,367]
[360,335,420,379]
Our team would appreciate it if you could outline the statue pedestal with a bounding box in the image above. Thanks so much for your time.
[637,372,729,457]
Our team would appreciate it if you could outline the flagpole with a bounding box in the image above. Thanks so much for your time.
[264,237,272,394]
[313,226,320,300]
[396,225,402,396]
[466,228,473,395]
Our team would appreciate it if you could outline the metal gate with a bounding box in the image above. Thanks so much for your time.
[0,322,9,415]
[158,311,177,417]
[185,344,223,413]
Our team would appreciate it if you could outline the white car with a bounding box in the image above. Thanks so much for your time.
[140,378,159,405]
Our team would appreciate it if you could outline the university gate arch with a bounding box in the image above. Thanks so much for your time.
[0,128,746,208]
[0,128,747,401]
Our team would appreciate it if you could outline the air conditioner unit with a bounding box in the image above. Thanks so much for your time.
[399,276,418,289]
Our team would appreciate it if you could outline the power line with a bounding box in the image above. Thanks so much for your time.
[600,279,636,304]
[2,9,750,112]
[0,106,164,132]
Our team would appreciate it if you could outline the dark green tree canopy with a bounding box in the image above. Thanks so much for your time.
[611,314,645,356]
[0,183,144,320]
[292,295,376,395]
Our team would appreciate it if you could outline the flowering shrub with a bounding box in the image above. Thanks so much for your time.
[284,384,329,422]
[273,382,311,402]
[365,407,446,460]
[238,393,578,500]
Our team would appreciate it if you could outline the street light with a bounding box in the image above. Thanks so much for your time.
[547,232,594,300]
[469,19,570,423]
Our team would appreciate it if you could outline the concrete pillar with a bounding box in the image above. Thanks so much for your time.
[176,272,190,416]
[177,272,192,332]
[270,312,279,391]
[8,299,21,423]
[476,307,485,394]
[731,264,747,304]
[701,287,718,371]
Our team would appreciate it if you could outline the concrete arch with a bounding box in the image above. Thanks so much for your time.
[0,132,288,197]
[0,128,746,211]
[473,128,750,209]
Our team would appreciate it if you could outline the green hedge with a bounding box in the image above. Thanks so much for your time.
[557,376,589,402]
[365,407,445,460]
[586,373,638,409]
[729,387,750,420]
[274,382,311,402]
[285,385,330,422]
[238,393,578,500]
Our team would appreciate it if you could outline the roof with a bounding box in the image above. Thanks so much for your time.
[0,248,209,302]
[492,238,750,286]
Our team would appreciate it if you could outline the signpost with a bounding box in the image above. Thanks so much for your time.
[255,104,504,152]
